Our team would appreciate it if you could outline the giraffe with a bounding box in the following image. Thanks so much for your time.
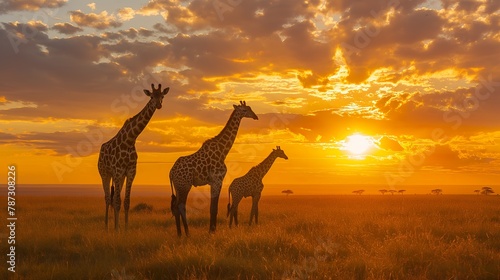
[169,101,258,236]
[98,84,169,231]
[227,146,288,227]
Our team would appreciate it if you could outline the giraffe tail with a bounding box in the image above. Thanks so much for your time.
[110,183,115,205]
[226,187,231,217]
[170,178,179,217]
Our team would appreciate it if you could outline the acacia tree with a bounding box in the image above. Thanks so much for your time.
[352,190,365,195]
[388,190,397,195]
[282,189,294,196]
[398,189,406,195]
[379,189,388,195]
[431,189,443,195]
[481,186,495,195]
[474,190,480,195]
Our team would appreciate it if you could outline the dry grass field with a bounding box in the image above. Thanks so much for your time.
[2,194,499,279]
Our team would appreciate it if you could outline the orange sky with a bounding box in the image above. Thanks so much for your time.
[1,0,500,194]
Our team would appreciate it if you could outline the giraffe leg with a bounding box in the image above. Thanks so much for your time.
[175,187,190,237]
[229,196,242,228]
[101,175,112,230]
[174,213,182,237]
[124,166,136,231]
[113,175,126,232]
[249,193,261,226]
[179,202,189,237]
[228,203,234,228]
[229,207,233,228]
[171,194,182,237]
[254,195,260,225]
[209,183,223,233]
[234,206,239,226]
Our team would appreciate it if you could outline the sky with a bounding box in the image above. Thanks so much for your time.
[0,0,499,193]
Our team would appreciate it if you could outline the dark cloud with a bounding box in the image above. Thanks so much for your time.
[44,35,105,61]
[373,84,500,136]
[0,0,66,14]
[327,0,427,18]
[378,136,404,151]
[339,8,446,82]
[192,0,317,37]
[102,40,170,74]
[423,144,494,169]
[52,22,83,35]
[0,131,17,141]
[0,0,499,162]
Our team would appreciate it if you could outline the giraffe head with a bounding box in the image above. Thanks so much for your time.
[144,84,169,109]
[273,146,288,160]
[233,101,258,120]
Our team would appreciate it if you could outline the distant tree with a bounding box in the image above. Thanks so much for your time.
[474,189,480,195]
[282,189,294,196]
[481,186,495,195]
[352,190,365,195]
[379,189,388,195]
[387,190,397,195]
[398,189,406,195]
[431,189,443,195]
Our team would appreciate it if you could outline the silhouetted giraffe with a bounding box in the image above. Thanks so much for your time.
[98,84,169,231]
[227,146,288,227]
[170,101,258,236]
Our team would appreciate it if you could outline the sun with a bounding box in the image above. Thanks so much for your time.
[342,134,373,156]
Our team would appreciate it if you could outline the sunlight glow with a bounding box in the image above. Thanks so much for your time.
[342,134,374,156]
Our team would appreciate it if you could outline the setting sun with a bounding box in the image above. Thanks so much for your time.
[343,134,373,156]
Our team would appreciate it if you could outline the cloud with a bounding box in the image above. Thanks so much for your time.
[139,0,207,31]
[0,0,499,165]
[117,7,136,21]
[116,28,155,39]
[372,83,500,136]
[423,144,494,169]
[378,136,404,151]
[0,131,17,141]
[0,0,66,14]
[52,22,83,35]
[70,10,122,30]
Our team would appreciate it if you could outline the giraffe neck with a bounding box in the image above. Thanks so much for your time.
[120,98,157,146]
[253,152,278,179]
[211,110,242,158]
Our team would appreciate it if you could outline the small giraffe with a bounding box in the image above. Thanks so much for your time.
[169,101,258,236]
[98,84,169,231]
[227,146,288,227]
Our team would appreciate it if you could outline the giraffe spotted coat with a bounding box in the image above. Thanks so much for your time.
[227,146,288,227]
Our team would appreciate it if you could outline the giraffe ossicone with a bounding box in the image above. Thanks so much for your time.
[169,101,258,236]
[98,83,169,231]
[227,146,288,227]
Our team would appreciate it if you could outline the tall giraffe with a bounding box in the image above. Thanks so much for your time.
[227,146,288,227]
[169,101,258,236]
[98,84,169,231]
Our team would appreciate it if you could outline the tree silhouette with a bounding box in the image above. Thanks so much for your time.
[480,186,495,195]
[398,189,406,195]
[379,189,388,195]
[473,189,480,195]
[352,190,365,195]
[282,189,294,196]
[387,190,397,195]
[431,189,443,195]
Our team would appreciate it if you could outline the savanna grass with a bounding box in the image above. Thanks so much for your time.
[2,194,499,279]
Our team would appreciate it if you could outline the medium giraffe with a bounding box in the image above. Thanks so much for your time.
[169,101,258,236]
[98,84,169,231]
[227,146,288,227]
